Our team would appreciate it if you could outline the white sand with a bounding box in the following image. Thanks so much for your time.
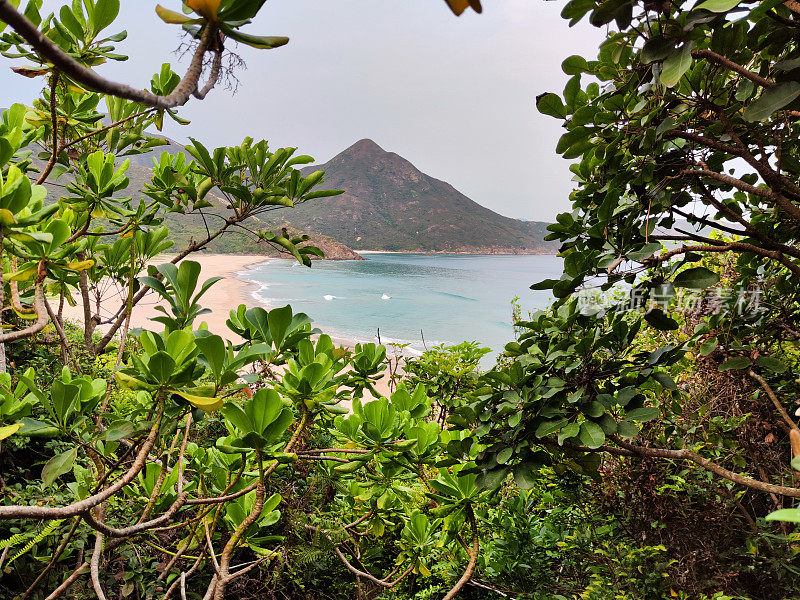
[59,253,396,399]
[60,254,268,338]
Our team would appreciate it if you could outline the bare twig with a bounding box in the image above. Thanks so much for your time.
[750,370,800,432]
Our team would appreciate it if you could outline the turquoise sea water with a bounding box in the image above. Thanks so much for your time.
[239,253,564,361]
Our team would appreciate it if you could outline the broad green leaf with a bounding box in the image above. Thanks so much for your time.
[17,418,60,438]
[641,37,674,64]
[335,459,366,473]
[562,55,590,75]
[735,79,754,101]
[42,447,78,487]
[660,45,693,88]
[743,82,800,122]
[718,356,752,371]
[699,338,717,356]
[536,93,567,119]
[627,242,662,261]
[263,492,281,514]
[45,219,70,249]
[755,356,788,373]
[673,267,719,290]
[496,447,513,464]
[598,414,618,434]
[51,380,80,425]
[475,466,509,490]
[557,421,580,444]
[268,305,293,349]
[652,372,677,391]
[195,334,226,379]
[585,400,605,418]
[616,420,639,438]
[176,260,202,302]
[645,309,679,331]
[625,407,661,422]
[512,463,540,490]
[103,422,135,442]
[222,27,289,49]
[92,0,120,34]
[694,0,741,12]
[262,407,293,442]
[765,508,800,523]
[7,231,53,244]
[247,388,283,436]
[148,352,176,384]
[578,421,605,448]
[535,417,568,439]
[223,402,253,433]
[58,6,83,39]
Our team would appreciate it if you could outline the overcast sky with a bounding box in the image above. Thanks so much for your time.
[3,1,603,222]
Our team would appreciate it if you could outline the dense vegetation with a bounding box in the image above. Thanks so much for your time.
[0,0,799,599]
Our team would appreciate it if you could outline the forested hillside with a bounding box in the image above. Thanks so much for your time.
[295,139,556,253]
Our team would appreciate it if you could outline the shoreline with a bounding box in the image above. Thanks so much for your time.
[175,249,558,257]
[60,254,271,341]
[60,253,387,354]
[355,249,556,256]
[237,264,420,355]
[60,253,398,400]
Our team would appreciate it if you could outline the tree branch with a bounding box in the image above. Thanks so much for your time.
[691,49,774,89]
[0,397,164,520]
[331,543,414,588]
[0,262,49,343]
[608,436,800,498]
[680,168,772,198]
[35,70,59,185]
[749,369,800,432]
[0,2,218,109]
[441,504,479,600]
[81,493,188,538]
[193,48,222,100]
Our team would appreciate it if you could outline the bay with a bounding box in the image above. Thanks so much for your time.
[239,253,563,363]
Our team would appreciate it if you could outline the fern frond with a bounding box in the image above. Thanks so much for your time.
[293,546,326,567]
[5,519,64,565]
[0,530,29,551]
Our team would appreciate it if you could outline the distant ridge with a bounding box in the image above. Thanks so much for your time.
[293,139,556,254]
[64,134,556,256]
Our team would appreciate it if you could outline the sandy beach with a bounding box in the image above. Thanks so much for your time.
[61,254,269,338]
[60,253,397,399]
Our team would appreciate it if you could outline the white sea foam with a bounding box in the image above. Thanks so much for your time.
[250,284,271,306]
[231,253,564,367]
[373,333,431,354]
